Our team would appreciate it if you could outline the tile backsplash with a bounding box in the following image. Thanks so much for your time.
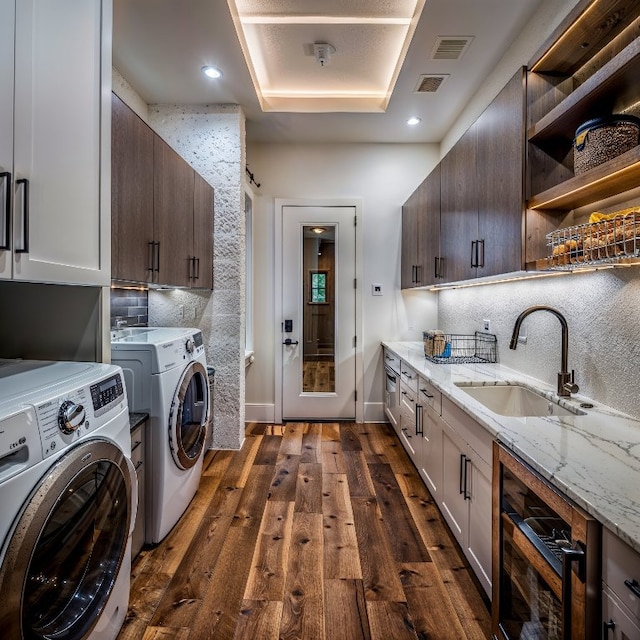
[110,288,149,328]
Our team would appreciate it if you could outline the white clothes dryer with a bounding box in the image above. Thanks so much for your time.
[0,359,136,640]
[111,327,210,544]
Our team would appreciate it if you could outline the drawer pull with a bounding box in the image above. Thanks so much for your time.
[131,439,142,450]
[135,460,143,471]
[624,578,640,597]
[420,388,433,399]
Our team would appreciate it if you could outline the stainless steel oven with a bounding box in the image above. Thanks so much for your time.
[493,442,600,640]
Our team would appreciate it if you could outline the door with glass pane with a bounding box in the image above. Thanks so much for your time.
[281,205,356,420]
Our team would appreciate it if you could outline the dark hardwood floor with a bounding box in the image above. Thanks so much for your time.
[117,423,492,640]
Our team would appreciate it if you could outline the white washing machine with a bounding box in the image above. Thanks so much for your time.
[0,359,136,640]
[111,327,210,544]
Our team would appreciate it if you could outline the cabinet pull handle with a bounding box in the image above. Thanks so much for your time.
[603,620,615,638]
[470,240,476,268]
[155,241,160,273]
[561,544,586,640]
[194,257,200,280]
[415,405,423,435]
[135,459,143,471]
[463,457,471,500]
[438,256,444,279]
[420,387,433,399]
[0,171,10,250]
[477,239,485,268]
[188,256,195,280]
[459,454,466,495]
[624,578,640,597]
[15,178,29,253]
[434,256,440,279]
[415,264,421,283]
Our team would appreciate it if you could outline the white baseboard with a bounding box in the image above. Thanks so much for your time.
[245,403,276,423]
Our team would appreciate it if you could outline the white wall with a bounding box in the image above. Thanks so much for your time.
[245,143,439,422]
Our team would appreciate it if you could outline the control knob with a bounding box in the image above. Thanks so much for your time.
[185,338,195,354]
[58,400,86,435]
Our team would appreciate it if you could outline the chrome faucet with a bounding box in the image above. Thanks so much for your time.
[509,305,579,398]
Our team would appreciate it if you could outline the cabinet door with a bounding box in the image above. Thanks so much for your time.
[466,453,493,597]
[0,0,14,279]
[154,136,194,287]
[111,94,154,283]
[401,189,421,288]
[192,173,214,290]
[440,424,467,545]
[12,0,110,285]
[418,404,443,500]
[476,68,525,278]
[419,165,441,286]
[603,588,640,640]
[440,123,478,283]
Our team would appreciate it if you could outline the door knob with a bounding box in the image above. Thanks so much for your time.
[282,338,299,346]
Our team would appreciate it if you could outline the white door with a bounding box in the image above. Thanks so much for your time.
[281,205,356,420]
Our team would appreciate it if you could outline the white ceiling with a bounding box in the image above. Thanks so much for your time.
[113,0,545,144]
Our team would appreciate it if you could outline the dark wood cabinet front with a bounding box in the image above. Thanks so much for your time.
[440,123,478,283]
[476,68,526,278]
[401,165,441,289]
[153,136,194,288]
[193,173,214,290]
[111,94,214,289]
[111,94,154,283]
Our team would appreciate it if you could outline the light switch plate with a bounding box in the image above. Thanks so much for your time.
[372,283,383,296]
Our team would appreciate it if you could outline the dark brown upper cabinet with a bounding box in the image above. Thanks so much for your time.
[111,94,214,289]
[111,93,154,283]
[401,165,441,288]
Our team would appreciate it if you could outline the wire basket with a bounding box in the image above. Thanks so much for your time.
[546,211,640,270]
[423,331,497,364]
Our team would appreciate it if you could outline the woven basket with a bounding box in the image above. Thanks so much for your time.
[573,115,640,175]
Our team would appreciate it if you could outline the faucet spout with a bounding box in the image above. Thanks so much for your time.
[509,305,577,397]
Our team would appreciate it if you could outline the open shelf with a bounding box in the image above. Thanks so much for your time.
[527,145,640,210]
[528,35,640,145]
[530,0,640,75]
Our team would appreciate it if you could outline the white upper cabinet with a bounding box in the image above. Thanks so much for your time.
[1,0,111,285]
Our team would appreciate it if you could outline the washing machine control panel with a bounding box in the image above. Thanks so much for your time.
[35,372,126,458]
[90,373,125,417]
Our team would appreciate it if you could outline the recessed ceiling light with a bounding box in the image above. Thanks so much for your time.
[407,116,422,126]
[201,65,223,79]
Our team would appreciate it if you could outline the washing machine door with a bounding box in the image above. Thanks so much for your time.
[168,360,210,470]
[0,438,134,640]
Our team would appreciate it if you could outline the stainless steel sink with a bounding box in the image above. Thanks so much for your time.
[454,382,586,417]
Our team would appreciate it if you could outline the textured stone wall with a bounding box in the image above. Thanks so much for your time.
[438,268,640,419]
[146,104,246,450]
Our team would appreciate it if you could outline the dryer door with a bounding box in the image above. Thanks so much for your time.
[0,438,135,640]
[168,360,210,470]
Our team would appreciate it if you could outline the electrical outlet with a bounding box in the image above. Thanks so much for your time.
[482,319,490,332]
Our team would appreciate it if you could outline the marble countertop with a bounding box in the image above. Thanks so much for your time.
[383,341,640,554]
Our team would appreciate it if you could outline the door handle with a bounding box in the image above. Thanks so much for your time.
[15,178,29,253]
[561,543,586,640]
[282,338,299,346]
[0,171,10,250]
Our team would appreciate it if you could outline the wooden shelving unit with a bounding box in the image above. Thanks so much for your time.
[525,0,640,265]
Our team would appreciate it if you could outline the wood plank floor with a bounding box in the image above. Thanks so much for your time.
[117,423,491,640]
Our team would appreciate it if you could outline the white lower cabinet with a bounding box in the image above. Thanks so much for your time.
[439,396,493,597]
[603,528,640,639]
[603,588,640,639]
[385,353,494,599]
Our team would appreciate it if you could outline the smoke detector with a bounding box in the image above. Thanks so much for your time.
[313,42,336,67]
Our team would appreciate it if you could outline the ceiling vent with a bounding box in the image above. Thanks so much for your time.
[431,36,474,60]
[415,74,449,93]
